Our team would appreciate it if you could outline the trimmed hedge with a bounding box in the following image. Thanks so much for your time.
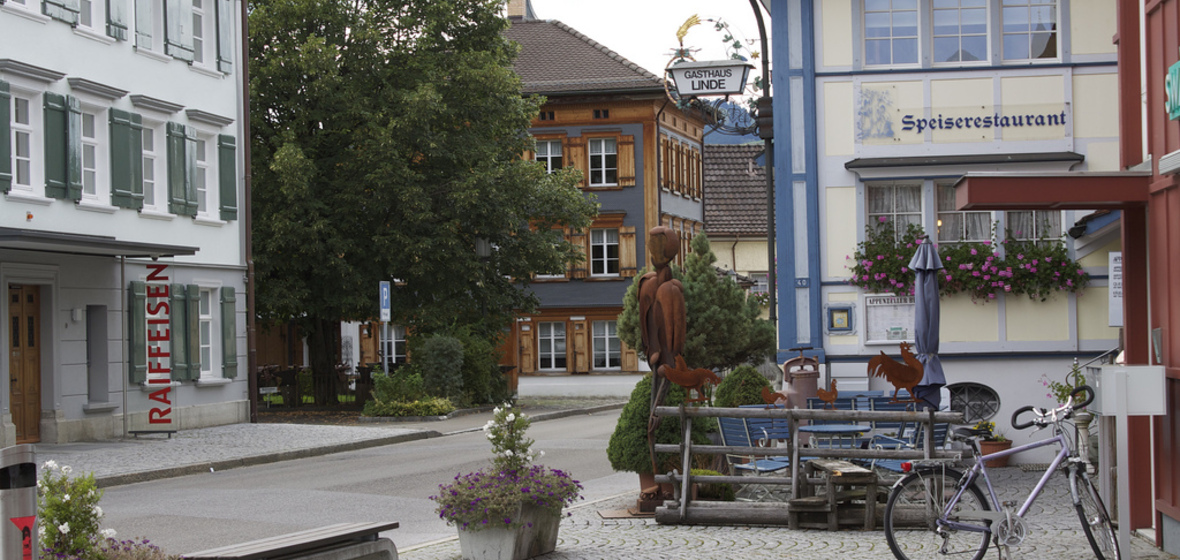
[713,364,770,408]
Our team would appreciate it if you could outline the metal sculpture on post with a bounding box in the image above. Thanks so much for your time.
[639,226,687,477]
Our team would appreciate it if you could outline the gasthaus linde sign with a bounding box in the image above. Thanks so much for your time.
[666,60,753,96]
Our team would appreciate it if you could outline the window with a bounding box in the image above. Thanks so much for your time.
[592,320,620,369]
[1001,0,1057,61]
[195,136,209,214]
[750,273,770,296]
[593,109,609,119]
[590,228,619,276]
[588,138,617,186]
[933,0,988,63]
[192,0,209,64]
[80,108,112,203]
[1006,210,1061,244]
[135,0,166,52]
[535,140,562,174]
[538,322,566,370]
[867,183,922,239]
[198,288,214,378]
[937,184,991,244]
[78,0,95,28]
[142,126,159,208]
[384,325,407,369]
[12,95,33,189]
[947,382,1000,422]
[864,0,918,66]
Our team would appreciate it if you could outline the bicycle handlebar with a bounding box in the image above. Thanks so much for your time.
[1011,384,1095,431]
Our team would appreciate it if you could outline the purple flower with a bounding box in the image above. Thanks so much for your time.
[970,248,977,255]
[878,216,888,223]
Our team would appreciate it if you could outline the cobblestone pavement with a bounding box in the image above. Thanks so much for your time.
[401,467,1179,560]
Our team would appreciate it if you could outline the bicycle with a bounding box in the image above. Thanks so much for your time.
[883,385,1119,560]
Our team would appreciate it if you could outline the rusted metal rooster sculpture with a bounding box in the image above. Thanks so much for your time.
[815,378,838,410]
[867,341,924,403]
[664,355,721,404]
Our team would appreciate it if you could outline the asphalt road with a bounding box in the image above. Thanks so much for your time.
[98,408,631,556]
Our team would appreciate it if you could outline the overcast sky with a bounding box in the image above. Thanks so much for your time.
[526,0,771,82]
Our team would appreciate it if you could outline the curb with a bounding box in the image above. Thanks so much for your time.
[93,403,625,488]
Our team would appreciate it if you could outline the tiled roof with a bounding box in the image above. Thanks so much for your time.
[505,18,666,96]
[704,144,768,237]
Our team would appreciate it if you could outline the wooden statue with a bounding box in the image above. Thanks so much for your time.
[867,342,924,403]
[639,227,687,474]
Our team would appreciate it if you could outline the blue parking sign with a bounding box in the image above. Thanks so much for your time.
[379,281,391,322]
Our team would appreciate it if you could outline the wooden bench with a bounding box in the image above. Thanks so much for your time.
[183,521,399,560]
[788,459,878,531]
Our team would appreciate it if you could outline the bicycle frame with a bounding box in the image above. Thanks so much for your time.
[936,430,1074,532]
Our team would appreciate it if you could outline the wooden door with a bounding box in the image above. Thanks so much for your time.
[571,320,588,374]
[8,285,41,443]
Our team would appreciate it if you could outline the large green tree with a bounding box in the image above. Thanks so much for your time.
[618,234,775,372]
[250,0,597,404]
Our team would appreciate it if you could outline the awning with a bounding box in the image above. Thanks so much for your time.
[952,171,1151,211]
[0,228,199,258]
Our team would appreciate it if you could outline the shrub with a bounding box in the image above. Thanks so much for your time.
[689,468,735,501]
[38,461,104,558]
[416,335,465,400]
[606,374,709,474]
[713,364,771,408]
[362,397,455,418]
[369,366,427,404]
[452,327,511,407]
[483,404,537,473]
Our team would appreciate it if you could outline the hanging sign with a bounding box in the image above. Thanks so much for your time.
[666,60,753,96]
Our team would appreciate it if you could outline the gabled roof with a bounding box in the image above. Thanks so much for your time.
[504,18,666,96]
[704,144,768,237]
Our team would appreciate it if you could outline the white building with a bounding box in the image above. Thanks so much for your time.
[767,0,1122,463]
[1,0,249,444]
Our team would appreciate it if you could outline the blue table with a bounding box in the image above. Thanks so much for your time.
[798,423,869,449]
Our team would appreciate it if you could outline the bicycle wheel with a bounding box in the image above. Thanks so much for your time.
[885,467,992,560]
[1073,470,1121,560]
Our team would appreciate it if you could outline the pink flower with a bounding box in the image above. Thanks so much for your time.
[945,256,951,262]
[970,248,977,255]
[983,240,991,245]
[1004,285,1011,292]
[1045,256,1052,262]
[945,275,953,281]
[1030,267,1037,273]
[877,255,884,260]
[878,216,888,223]
[1017,253,1024,260]
[901,267,908,273]
[1077,269,1085,275]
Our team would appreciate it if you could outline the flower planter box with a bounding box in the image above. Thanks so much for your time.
[979,439,1013,468]
[457,502,561,560]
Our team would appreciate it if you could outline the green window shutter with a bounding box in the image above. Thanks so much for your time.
[134,0,152,48]
[215,0,233,73]
[106,0,129,40]
[66,95,83,200]
[166,122,189,215]
[164,0,194,62]
[43,92,69,199]
[186,283,200,380]
[129,281,147,384]
[218,134,237,220]
[0,80,10,194]
[170,283,189,380]
[43,0,80,24]
[109,109,144,209]
[220,286,237,378]
[184,126,198,215]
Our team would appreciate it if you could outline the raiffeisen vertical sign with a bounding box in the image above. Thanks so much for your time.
[145,264,173,424]
[666,60,753,97]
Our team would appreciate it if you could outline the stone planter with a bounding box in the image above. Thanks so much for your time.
[979,439,1014,468]
[457,502,561,560]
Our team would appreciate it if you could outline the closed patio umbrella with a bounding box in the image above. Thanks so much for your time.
[908,238,945,410]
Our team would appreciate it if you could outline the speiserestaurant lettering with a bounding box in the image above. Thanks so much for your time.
[145,264,172,424]
[901,111,1069,133]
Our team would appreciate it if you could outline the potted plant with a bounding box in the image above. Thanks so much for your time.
[974,420,1013,467]
[432,404,582,560]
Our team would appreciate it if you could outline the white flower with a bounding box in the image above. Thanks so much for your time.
[493,407,501,415]
[504,403,512,409]
[486,432,494,440]
[506,413,515,423]
[43,460,58,470]
[58,522,69,534]
[36,480,43,489]
[63,494,70,502]
[482,421,493,432]
[38,526,45,539]
[537,450,545,458]
[61,465,72,474]
[100,528,117,539]
[503,450,514,456]
[93,505,103,517]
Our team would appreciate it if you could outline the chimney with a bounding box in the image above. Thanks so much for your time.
[507,0,526,18]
